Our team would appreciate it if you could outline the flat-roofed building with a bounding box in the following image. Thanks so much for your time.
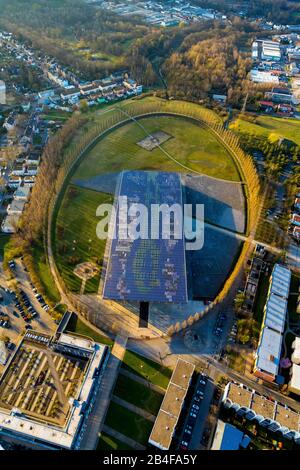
[250,70,279,84]
[211,420,251,450]
[148,359,194,450]
[264,293,288,334]
[0,330,109,450]
[269,264,291,299]
[223,382,300,437]
[289,364,300,396]
[254,327,282,382]
[291,213,300,227]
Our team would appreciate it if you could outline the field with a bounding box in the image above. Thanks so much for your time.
[113,374,164,415]
[99,350,169,449]
[121,350,172,389]
[104,402,154,445]
[55,186,113,292]
[71,115,240,182]
[54,111,242,293]
[97,432,133,450]
[230,115,300,146]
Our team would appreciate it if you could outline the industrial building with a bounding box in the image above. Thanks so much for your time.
[254,264,291,383]
[0,330,109,449]
[148,359,194,450]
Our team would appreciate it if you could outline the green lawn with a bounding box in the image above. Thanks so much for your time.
[105,402,153,445]
[253,272,270,326]
[54,185,113,292]
[113,374,164,415]
[230,115,300,146]
[0,234,11,260]
[31,242,60,304]
[97,432,133,450]
[66,317,113,346]
[54,112,240,291]
[122,350,172,389]
[72,115,240,182]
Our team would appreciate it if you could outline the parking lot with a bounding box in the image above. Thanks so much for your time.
[177,372,215,450]
[0,258,56,350]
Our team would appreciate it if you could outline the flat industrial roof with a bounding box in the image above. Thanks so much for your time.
[264,293,287,334]
[269,264,291,299]
[103,171,188,303]
[256,327,282,377]
[148,359,194,450]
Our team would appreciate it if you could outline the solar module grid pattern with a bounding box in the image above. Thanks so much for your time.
[102,171,188,303]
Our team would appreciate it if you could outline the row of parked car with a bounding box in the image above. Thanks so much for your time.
[15,289,38,325]
[213,312,227,337]
[228,320,238,344]
[180,373,208,450]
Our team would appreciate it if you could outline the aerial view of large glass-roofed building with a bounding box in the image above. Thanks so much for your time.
[102,171,188,303]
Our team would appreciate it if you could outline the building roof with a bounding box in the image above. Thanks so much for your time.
[290,364,300,395]
[264,293,288,334]
[7,199,26,214]
[292,337,300,364]
[0,332,108,449]
[223,382,300,433]
[211,420,250,450]
[148,359,194,450]
[0,341,8,366]
[269,264,291,299]
[103,171,188,303]
[256,327,282,377]
[1,214,21,233]
[13,186,30,200]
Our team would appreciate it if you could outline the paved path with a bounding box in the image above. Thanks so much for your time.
[102,425,146,450]
[119,368,165,394]
[111,395,156,422]
[79,335,128,450]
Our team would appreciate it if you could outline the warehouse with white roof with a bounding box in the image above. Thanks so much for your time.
[269,264,291,299]
[264,293,288,334]
[254,264,291,383]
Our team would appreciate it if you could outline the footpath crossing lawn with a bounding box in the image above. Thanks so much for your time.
[105,402,153,445]
[97,432,133,450]
[121,350,172,389]
[113,374,164,416]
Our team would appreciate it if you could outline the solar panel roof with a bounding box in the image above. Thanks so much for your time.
[102,171,188,303]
